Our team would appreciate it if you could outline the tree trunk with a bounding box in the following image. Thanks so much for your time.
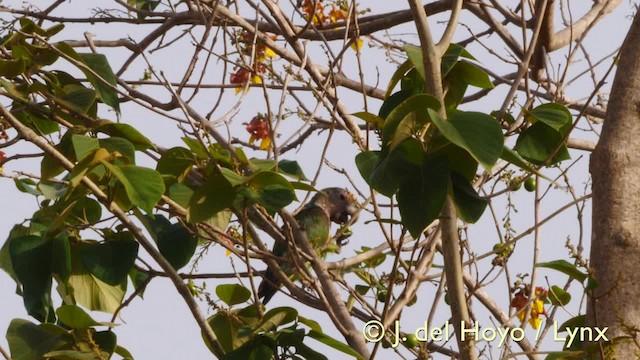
[588,10,640,358]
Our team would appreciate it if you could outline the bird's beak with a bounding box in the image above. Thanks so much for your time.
[336,202,359,224]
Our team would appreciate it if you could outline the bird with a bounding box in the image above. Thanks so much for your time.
[257,187,359,304]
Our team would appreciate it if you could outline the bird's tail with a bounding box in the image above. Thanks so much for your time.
[258,267,280,305]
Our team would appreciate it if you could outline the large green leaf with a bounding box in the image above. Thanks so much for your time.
[450,171,487,223]
[77,53,119,112]
[404,44,426,82]
[448,61,494,89]
[216,284,251,306]
[355,151,379,185]
[56,305,104,329]
[382,94,439,146]
[536,260,587,282]
[369,149,398,197]
[527,103,572,131]
[307,330,365,360]
[277,159,309,181]
[97,122,153,150]
[397,155,449,238]
[146,215,197,270]
[68,247,126,313]
[428,109,504,171]
[249,171,297,212]
[385,59,414,98]
[514,122,571,165]
[78,236,138,286]
[157,147,195,183]
[352,111,384,128]
[10,235,55,322]
[100,137,136,164]
[71,134,100,162]
[6,319,71,360]
[188,172,235,223]
[102,162,165,213]
[378,90,413,120]
[549,285,571,306]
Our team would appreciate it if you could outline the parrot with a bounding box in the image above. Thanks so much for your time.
[257,187,359,304]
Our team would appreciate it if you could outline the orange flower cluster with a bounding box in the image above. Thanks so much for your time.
[511,286,548,329]
[301,0,347,25]
[244,114,272,150]
[230,31,276,94]
[300,1,364,50]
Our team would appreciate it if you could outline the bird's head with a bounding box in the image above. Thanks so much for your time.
[313,187,359,224]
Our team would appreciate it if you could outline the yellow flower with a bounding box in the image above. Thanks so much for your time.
[351,37,364,51]
[264,47,277,59]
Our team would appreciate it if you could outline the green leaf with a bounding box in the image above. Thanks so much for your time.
[15,111,60,135]
[385,59,414,98]
[514,122,571,165]
[441,43,467,76]
[536,260,587,282]
[68,247,126,313]
[43,350,99,359]
[557,315,585,333]
[156,221,197,270]
[58,86,97,114]
[290,181,317,191]
[10,235,55,322]
[450,171,487,223]
[68,148,111,188]
[56,305,103,328]
[216,284,251,306]
[14,178,41,196]
[382,94,439,146]
[0,58,27,77]
[307,330,365,360]
[278,159,309,181]
[397,155,449,238]
[220,168,247,186]
[527,103,572,131]
[6,319,71,360]
[77,53,119,112]
[168,182,193,209]
[188,173,235,223]
[99,137,136,164]
[41,131,76,179]
[448,61,494,89]
[51,234,71,282]
[93,330,117,356]
[157,147,195,182]
[250,171,297,212]
[182,137,209,159]
[71,134,100,162]
[114,345,134,360]
[79,237,139,286]
[378,90,413,120]
[352,111,384,128]
[549,285,571,306]
[97,122,153,150]
[255,307,298,333]
[355,151,379,185]
[428,109,504,171]
[101,162,165,213]
[369,150,398,197]
[404,44,426,82]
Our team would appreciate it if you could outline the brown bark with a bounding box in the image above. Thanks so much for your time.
[588,10,640,358]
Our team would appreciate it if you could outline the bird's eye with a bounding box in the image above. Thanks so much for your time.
[339,194,346,200]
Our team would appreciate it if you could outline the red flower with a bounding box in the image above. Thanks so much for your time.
[244,115,272,150]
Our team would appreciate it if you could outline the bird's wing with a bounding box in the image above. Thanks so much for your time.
[294,205,331,249]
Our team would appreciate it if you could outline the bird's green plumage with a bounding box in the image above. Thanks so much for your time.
[258,187,358,304]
